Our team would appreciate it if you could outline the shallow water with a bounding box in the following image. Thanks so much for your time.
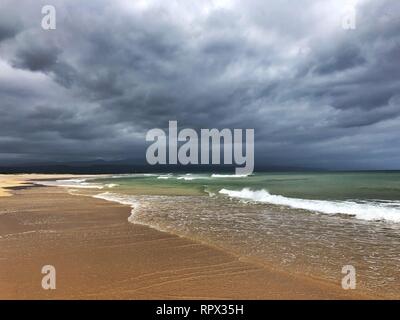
[42,172,400,298]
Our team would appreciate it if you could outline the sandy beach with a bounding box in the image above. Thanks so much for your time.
[0,174,367,299]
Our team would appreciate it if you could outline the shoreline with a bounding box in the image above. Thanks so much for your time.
[0,174,369,299]
[0,174,88,197]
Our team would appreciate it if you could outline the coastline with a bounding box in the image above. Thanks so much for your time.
[0,174,84,197]
[0,175,368,299]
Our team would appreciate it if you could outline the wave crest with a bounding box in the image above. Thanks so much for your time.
[211,174,249,178]
[219,188,400,222]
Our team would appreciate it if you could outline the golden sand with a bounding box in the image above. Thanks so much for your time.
[0,174,29,197]
[0,176,369,299]
[0,174,95,197]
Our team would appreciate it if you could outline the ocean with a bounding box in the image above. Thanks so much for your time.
[41,172,400,298]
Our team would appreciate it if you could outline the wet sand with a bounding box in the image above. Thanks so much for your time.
[0,174,79,197]
[0,175,368,299]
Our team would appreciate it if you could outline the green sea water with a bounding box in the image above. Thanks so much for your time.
[46,171,400,298]
[94,171,400,200]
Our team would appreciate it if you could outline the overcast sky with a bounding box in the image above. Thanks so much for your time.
[0,0,399,169]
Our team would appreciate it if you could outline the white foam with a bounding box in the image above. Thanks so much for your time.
[106,183,118,188]
[212,174,249,178]
[157,174,172,179]
[58,178,87,183]
[93,192,139,222]
[157,173,207,180]
[175,174,208,180]
[219,188,400,223]
[58,184,104,189]
[109,173,158,179]
[36,179,104,189]
[204,189,216,197]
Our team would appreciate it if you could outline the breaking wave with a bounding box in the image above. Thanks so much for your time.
[211,174,249,178]
[219,188,400,222]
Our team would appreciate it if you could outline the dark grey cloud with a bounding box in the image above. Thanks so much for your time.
[0,20,20,42]
[0,0,400,169]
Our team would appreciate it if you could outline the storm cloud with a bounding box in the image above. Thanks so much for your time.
[0,0,399,169]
